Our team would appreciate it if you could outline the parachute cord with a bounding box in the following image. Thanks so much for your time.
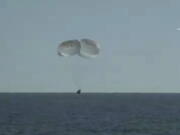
[66,59,81,90]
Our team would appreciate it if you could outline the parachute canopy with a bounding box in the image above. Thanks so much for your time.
[57,38,100,58]
[57,40,81,57]
[79,39,100,58]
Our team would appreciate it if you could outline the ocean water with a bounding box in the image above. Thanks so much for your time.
[0,93,180,135]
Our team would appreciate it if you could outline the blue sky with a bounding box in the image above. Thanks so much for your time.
[1,0,180,92]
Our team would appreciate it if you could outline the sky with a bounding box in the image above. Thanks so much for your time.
[1,0,180,92]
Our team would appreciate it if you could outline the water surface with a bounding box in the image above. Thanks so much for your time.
[0,93,180,135]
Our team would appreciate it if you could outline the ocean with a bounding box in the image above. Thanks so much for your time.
[0,93,180,135]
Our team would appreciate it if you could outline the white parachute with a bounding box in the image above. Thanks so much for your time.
[57,40,81,57]
[79,39,100,58]
[57,38,100,92]
[57,39,100,58]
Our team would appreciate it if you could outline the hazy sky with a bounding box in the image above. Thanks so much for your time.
[1,0,180,92]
